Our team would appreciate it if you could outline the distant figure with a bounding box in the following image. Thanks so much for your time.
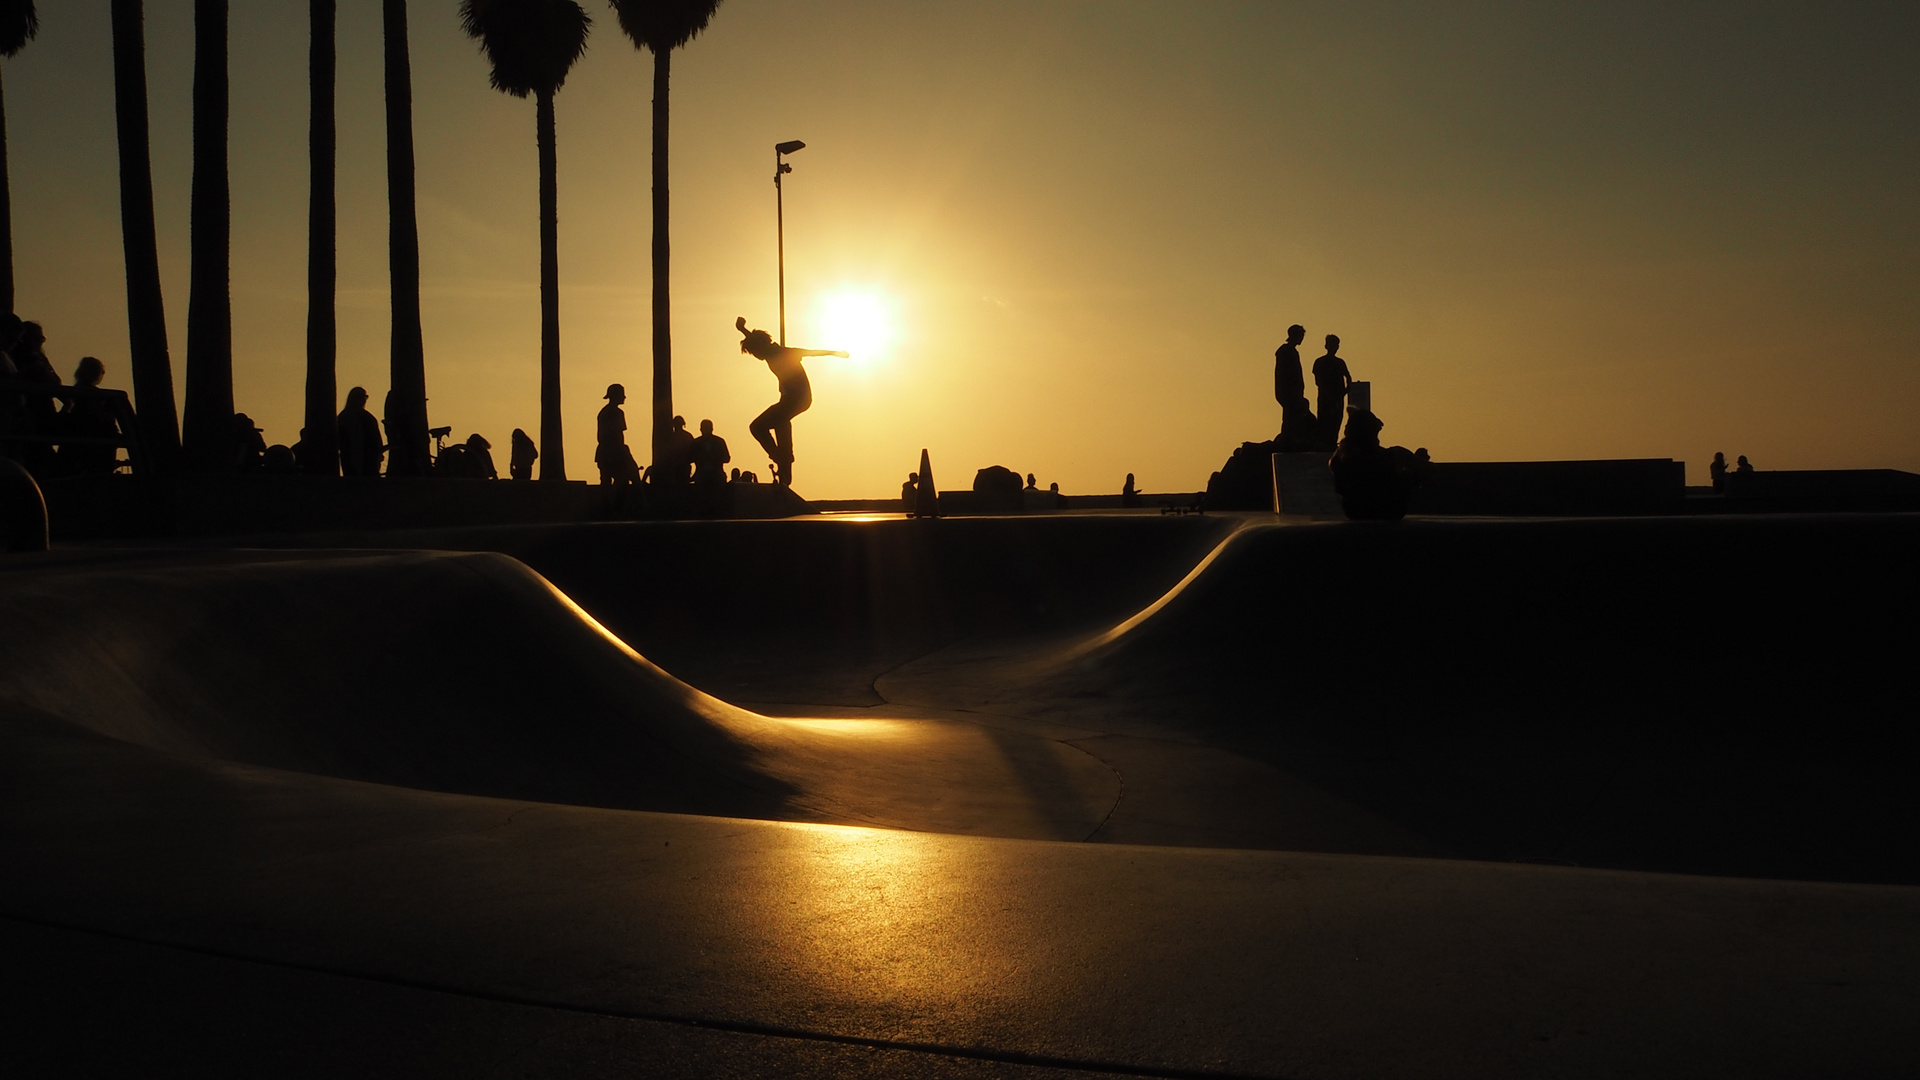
[1049,481,1064,509]
[337,387,385,477]
[232,414,267,472]
[1122,472,1141,508]
[1329,407,1429,521]
[737,469,759,484]
[902,472,919,515]
[509,428,537,480]
[263,444,297,474]
[596,384,640,487]
[1025,472,1037,491]
[1709,451,1728,493]
[730,467,741,483]
[466,433,497,480]
[736,316,847,487]
[691,419,730,484]
[1312,334,1351,451]
[1274,323,1306,408]
[664,415,697,483]
[59,356,121,475]
[1734,454,1754,475]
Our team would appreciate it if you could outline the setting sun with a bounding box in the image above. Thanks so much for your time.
[814,288,898,364]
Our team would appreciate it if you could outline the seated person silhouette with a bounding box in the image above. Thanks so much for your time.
[1734,454,1754,475]
[735,316,847,487]
[1329,407,1429,521]
[59,356,121,476]
[902,472,919,516]
[466,433,497,480]
[596,383,640,487]
[1122,472,1142,507]
[692,419,730,484]
[509,428,537,480]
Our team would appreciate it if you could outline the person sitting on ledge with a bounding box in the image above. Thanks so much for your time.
[1734,454,1754,475]
[1123,472,1141,507]
[1328,407,1429,521]
[466,433,497,480]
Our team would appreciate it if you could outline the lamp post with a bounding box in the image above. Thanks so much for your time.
[774,139,805,344]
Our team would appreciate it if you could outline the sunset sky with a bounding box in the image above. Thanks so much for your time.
[7,1,1917,496]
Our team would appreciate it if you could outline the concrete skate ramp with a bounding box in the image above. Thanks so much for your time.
[1010,514,1920,881]
[239,515,1242,706]
[0,550,1117,839]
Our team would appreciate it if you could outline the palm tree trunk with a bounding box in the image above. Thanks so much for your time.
[303,0,337,475]
[383,0,428,476]
[536,89,565,481]
[649,46,671,471]
[181,0,233,473]
[109,0,180,469]
[0,62,14,315]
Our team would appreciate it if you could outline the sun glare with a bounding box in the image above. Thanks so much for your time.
[815,289,898,364]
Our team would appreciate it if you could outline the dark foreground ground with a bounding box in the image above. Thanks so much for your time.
[2,511,1916,1077]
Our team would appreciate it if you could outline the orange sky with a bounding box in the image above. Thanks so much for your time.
[8,2,1918,495]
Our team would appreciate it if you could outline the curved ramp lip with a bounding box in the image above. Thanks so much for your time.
[1054,520,1272,668]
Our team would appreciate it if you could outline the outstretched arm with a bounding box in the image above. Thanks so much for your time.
[794,348,849,358]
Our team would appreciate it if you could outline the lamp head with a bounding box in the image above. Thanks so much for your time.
[775,140,806,155]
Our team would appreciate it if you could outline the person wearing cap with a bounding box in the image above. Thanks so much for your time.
[596,383,639,487]
[231,413,267,472]
[663,414,696,483]
[735,317,848,487]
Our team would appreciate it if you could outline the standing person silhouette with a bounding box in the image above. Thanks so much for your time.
[1312,334,1352,451]
[736,317,846,487]
[596,383,640,487]
[1275,324,1306,410]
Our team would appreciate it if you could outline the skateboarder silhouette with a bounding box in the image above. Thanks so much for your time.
[736,316,846,487]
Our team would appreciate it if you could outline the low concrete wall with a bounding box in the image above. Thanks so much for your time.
[1409,459,1686,516]
[43,474,813,539]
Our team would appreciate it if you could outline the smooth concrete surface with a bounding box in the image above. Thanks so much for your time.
[7,512,1919,1074]
[4,706,1918,1078]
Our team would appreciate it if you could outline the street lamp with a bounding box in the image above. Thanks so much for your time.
[774,139,805,344]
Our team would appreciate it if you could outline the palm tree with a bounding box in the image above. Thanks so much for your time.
[180,0,232,472]
[459,0,590,482]
[384,0,429,476]
[0,0,37,316]
[605,0,722,471]
[304,0,337,475]
[109,0,180,468]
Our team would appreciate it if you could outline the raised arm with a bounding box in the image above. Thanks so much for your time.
[794,348,850,358]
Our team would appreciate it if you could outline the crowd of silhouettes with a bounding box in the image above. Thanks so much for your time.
[0,314,132,479]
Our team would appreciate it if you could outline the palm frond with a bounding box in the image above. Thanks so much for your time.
[460,0,591,98]
[0,0,39,59]
[605,0,720,54]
